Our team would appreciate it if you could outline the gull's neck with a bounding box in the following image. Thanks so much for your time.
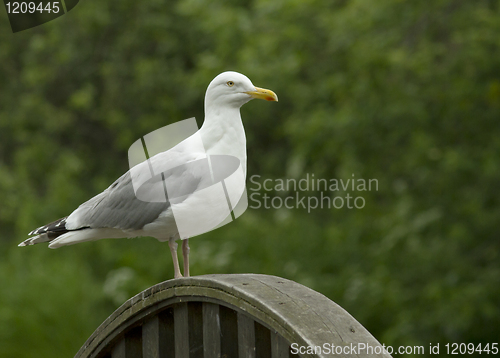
[199,105,247,176]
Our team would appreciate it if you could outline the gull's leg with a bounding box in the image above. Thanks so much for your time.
[182,238,190,277]
[169,237,183,279]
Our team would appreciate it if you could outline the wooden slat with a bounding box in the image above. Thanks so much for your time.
[142,316,160,358]
[159,307,175,358]
[202,302,221,358]
[160,308,176,357]
[111,327,143,358]
[111,338,126,358]
[271,331,289,358]
[126,326,143,358]
[219,305,238,358]
[174,303,189,358]
[254,321,271,358]
[142,308,175,358]
[238,312,256,358]
[187,302,204,358]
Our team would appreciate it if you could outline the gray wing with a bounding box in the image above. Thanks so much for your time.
[67,156,211,231]
[77,172,172,230]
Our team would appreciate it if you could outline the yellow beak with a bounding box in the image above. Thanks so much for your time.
[245,87,278,102]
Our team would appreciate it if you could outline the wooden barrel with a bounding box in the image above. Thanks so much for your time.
[75,274,392,358]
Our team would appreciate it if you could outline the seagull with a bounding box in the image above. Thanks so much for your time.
[18,71,278,279]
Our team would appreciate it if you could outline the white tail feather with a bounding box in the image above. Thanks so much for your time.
[48,228,128,249]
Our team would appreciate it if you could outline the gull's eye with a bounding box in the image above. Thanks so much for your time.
[227,81,234,87]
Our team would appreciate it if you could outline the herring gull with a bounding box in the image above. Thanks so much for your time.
[18,71,278,279]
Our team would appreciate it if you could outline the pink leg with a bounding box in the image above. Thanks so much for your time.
[169,238,183,279]
[182,238,190,277]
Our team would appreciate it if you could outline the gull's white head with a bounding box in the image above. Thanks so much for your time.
[205,71,278,111]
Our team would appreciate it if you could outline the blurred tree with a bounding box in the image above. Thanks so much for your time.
[0,0,499,356]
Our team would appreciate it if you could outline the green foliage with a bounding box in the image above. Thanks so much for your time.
[1,0,499,356]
